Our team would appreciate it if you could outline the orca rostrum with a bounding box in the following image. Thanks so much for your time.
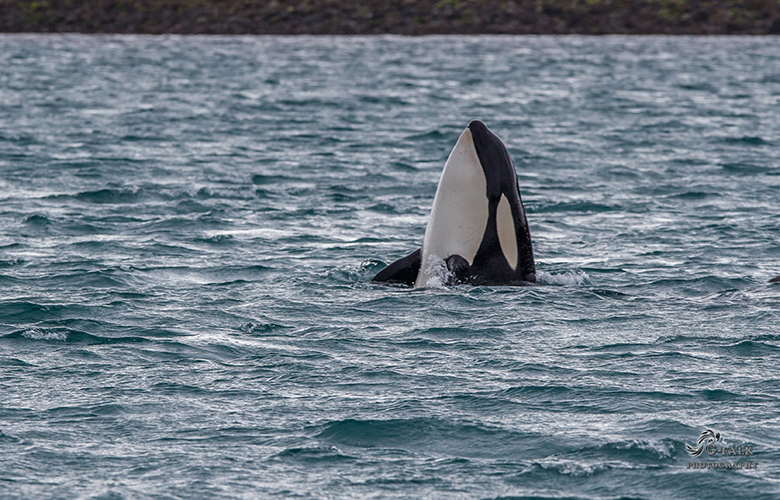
[373,120,535,287]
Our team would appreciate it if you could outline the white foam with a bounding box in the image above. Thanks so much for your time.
[419,255,454,289]
[537,270,590,286]
[21,328,68,341]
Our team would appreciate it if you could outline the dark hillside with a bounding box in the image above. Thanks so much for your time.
[2,0,780,34]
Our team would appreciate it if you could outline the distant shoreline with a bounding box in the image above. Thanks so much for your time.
[3,1,780,35]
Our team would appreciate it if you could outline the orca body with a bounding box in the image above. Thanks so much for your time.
[373,120,535,287]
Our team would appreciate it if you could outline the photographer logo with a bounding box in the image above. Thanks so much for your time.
[685,429,757,470]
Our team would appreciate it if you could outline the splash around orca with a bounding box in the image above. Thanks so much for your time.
[373,120,535,287]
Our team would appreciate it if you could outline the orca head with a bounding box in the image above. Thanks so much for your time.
[467,120,518,199]
[373,121,535,287]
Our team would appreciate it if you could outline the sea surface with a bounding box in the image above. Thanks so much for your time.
[1,35,779,500]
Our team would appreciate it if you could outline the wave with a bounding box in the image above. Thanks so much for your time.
[719,136,771,146]
[315,417,562,459]
[2,327,148,344]
[273,446,357,464]
[537,270,590,286]
[529,201,619,214]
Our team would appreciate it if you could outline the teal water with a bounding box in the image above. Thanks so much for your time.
[1,34,780,499]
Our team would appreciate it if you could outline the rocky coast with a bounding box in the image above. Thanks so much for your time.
[2,0,780,35]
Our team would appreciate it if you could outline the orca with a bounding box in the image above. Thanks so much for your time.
[373,120,535,287]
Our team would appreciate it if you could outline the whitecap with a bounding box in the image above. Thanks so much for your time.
[537,270,590,286]
[21,328,67,341]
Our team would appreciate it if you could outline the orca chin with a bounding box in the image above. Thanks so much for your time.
[373,120,535,287]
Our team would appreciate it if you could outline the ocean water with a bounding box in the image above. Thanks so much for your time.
[1,34,779,499]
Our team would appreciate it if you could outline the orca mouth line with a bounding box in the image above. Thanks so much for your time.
[373,120,535,288]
